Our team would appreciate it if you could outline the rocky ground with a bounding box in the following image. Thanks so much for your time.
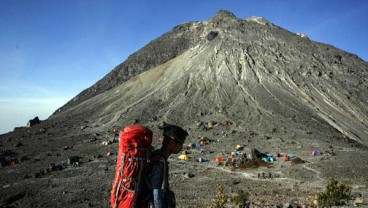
[1,117,367,207]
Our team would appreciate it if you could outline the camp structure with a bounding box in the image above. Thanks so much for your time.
[215,156,224,163]
[311,150,321,156]
[178,154,189,160]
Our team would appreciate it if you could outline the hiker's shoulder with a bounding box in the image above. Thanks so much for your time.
[150,150,166,164]
[151,149,163,158]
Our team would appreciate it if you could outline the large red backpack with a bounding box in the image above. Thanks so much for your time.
[110,124,153,208]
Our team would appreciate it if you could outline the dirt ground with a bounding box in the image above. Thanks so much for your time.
[1,118,367,208]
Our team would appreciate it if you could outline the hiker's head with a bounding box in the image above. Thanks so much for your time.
[159,123,188,154]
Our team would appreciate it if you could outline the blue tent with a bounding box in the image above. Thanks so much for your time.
[311,151,321,156]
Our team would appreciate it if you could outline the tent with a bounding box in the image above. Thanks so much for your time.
[284,153,296,161]
[311,151,321,156]
[215,156,224,163]
[287,153,295,159]
[178,155,189,160]
[261,157,269,163]
[276,151,281,157]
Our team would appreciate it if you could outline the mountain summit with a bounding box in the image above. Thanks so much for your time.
[55,10,368,144]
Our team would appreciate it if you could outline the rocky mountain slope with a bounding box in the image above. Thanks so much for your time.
[1,10,367,207]
[55,10,368,144]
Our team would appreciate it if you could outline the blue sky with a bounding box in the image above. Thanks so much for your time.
[0,0,367,134]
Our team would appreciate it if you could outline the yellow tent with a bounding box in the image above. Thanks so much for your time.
[178,155,189,160]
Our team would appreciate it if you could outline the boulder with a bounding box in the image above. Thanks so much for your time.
[68,156,81,165]
[244,148,267,160]
[26,116,41,127]
[207,31,219,41]
[354,196,364,206]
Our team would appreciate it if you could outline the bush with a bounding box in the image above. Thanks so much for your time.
[316,178,351,206]
[210,184,228,208]
[231,190,249,208]
[291,157,305,165]
[211,184,250,208]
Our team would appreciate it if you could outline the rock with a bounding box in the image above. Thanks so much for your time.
[47,163,57,172]
[20,155,30,161]
[101,140,112,146]
[354,197,364,206]
[196,121,203,127]
[14,142,24,147]
[207,31,218,41]
[351,192,362,199]
[33,172,41,178]
[184,172,195,178]
[80,126,87,130]
[1,192,26,205]
[88,137,98,143]
[63,145,72,150]
[282,203,300,208]
[264,136,272,140]
[208,121,217,129]
[68,156,81,165]
[244,148,257,160]
[27,116,41,127]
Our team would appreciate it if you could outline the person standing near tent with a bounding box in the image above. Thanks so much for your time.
[140,123,188,208]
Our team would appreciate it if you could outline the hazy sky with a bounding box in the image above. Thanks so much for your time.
[0,0,367,134]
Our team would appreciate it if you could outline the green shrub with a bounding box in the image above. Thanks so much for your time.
[316,178,351,206]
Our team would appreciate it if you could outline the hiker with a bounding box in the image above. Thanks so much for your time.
[110,123,188,208]
[141,123,189,208]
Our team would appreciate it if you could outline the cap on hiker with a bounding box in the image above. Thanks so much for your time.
[159,122,188,145]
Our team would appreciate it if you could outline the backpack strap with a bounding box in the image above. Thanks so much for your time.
[113,154,126,208]
[145,155,169,191]
[158,157,168,190]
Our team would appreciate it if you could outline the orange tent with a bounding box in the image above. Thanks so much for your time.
[215,156,224,163]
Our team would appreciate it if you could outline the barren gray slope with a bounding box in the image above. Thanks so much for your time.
[54,11,368,144]
[55,19,205,114]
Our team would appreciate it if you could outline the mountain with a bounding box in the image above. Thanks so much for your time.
[55,10,368,144]
[1,10,368,207]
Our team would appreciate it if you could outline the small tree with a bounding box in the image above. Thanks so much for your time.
[231,189,249,208]
[316,178,351,206]
[211,184,228,208]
